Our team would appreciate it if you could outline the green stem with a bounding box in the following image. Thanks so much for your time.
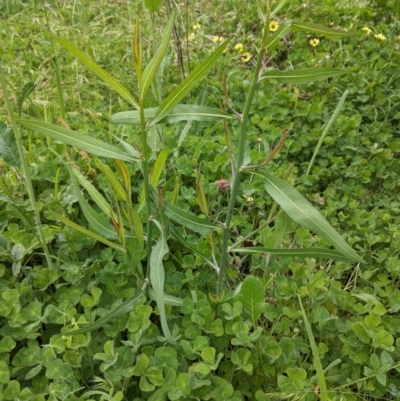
[217,2,271,295]
[0,66,54,270]
[139,100,152,279]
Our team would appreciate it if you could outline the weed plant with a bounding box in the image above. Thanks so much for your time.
[1,1,400,400]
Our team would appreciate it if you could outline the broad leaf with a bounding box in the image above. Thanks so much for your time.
[239,275,265,326]
[53,36,139,108]
[232,247,353,263]
[139,12,175,99]
[151,188,218,233]
[253,171,365,263]
[64,290,145,335]
[150,40,230,126]
[144,0,162,12]
[0,122,20,167]
[18,120,138,163]
[111,104,235,125]
[261,68,347,84]
[292,22,355,37]
[150,219,178,345]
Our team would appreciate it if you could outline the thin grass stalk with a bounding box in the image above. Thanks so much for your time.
[306,90,348,175]
[140,100,152,279]
[217,1,271,295]
[0,67,54,270]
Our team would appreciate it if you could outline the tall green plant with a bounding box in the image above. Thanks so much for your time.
[14,2,363,347]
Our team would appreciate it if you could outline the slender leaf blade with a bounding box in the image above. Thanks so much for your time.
[18,120,138,163]
[261,68,347,84]
[53,36,139,108]
[64,290,145,335]
[111,104,235,125]
[150,40,230,126]
[67,165,119,240]
[139,12,175,99]
[148,289,183,307]
[150,219,178,345]
[50,212,125,252]
[253,171,365,263]
[263,19,293,49]
[232,247,354,263]
[292,22,355,37]
[151,188,218,233]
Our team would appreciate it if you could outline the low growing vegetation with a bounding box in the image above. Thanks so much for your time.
[1,0,400,400]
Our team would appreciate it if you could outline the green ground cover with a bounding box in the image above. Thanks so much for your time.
[1,0,400,400]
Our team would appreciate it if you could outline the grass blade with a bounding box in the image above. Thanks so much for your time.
[261,68,347,84]
[18,120,138,163]
[292,22,355,37]
[151,188,218,233]
[64,289,146,335]
[68,165,119,240]
[148,289,183,307]
[53,36,139,108]
[232,247,354,263]
[263,19,293,49]
[139,12,175,99]
[150,219,179,345]
[150,40,230,126]
[253,171,365,263]
[50,212,125,252]
[298,295,329,401]
[111,104,235,125]
[307,90,348,175]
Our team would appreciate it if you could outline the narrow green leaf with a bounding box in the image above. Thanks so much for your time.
[239,276,265,326]
[67,165,119,240]
[151,149,168,187]
[130,206,144,248]
[169,224,216,270]
[261,68,347,84]
[17,81,35,117]
[50,212,125,252]
[298,296,328,401]
[148,289,183,307]
[150,40,230,126]
[263,19,293,49]
[111,104,235,125]
[253,171,365,263]
[139,12,175,99]
[0,122,21,167]
[94,158,127,201]
[18,120,138,163]
[72,166,114,218]
[150,219,178,345]
[292,22,355,37]
[151,188,218,233]
[232,247,354,263]
[53,36,139,108]
[64,290,145,335]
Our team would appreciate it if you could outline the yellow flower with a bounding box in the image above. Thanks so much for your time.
[293,87,300,95]
[362,27,372,36]
[212,36,223,43]
[241,52,251,62]
[222,47,229,54]
[193,23,201,30]
[374,33,387,41]
[309,38,320,47]
[269,21,279,32]
[234,43,244,51]
[243,195,254,203]
[188,32,195,42]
